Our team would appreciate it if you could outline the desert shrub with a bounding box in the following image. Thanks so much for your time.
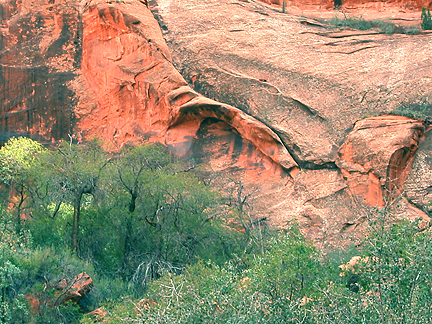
[330,15,373,30]
[421,7,432,30]
[96,216,432,323]
[311,215,432,323]
[98,225,329,323]
[329,15,402,34]
[0,206,31,323]
[391,101,432,119]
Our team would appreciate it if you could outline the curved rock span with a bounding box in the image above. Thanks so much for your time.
[0,0,296,175]
[337,116,425,207]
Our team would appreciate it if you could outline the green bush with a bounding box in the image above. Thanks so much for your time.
[330,15,373,30]
[311,215,432,323]
[421,7,432,30]
[329,15,402,34]
[96,218,432,323]
[98,225,327,323]
[391,101,432,119]
[0,207,31,323]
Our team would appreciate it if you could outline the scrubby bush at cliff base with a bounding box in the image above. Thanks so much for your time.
[85,225,324,323]
[328,15,401,34]
[391,101,432,120]
[92,219,432,324]
[0,207,31,324]
[421,7,432,30]
[0,206,97,323]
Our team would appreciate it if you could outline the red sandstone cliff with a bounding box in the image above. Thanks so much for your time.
[1,0,431,248]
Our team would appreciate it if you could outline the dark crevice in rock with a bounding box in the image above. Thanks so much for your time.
[405,194,431,217]
[74,11,84,69]
[300,161,339,170]
[257,119,338,171]
[340,222,356,233]
[148,0,169,33]
[291,97,326,120]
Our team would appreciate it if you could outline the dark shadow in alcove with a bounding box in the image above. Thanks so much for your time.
[334,0,342,8]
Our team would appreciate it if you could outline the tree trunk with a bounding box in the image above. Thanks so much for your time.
[121,214,133,279]
[72,189,84,254]
[71,181,95,254]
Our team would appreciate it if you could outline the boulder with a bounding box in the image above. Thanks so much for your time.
[25,272,93,314]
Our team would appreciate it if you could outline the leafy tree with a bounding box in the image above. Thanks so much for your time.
[30,139,110,253]
[97,146,239,284]
[0,137,45,228]
[0,137,44,186]
[112,144,170,278]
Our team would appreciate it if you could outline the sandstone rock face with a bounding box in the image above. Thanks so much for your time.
[0,0,81,142]
[0,0,296,173]
[1,0,431,248]
[336,116,424,207]
[153,0,432,247]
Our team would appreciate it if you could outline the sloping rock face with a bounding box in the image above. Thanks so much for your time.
[1,0,431,248]
[152,0,432,247]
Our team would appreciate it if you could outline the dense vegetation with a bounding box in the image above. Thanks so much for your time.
[1,137,431,323]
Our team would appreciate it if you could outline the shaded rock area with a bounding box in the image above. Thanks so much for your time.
[1,0,431,248]
[0,0,81,142]
[336,116,425,207]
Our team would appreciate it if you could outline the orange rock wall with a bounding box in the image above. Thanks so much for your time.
[336,116,424,206]
[0,0,81,142]
[0,0,296,174]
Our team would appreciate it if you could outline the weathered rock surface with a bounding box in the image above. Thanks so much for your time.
[336,116,424,207]
[405,127,432,215]
[0,0,296,174]
[153,0,432,247]
[1,0,431,248]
